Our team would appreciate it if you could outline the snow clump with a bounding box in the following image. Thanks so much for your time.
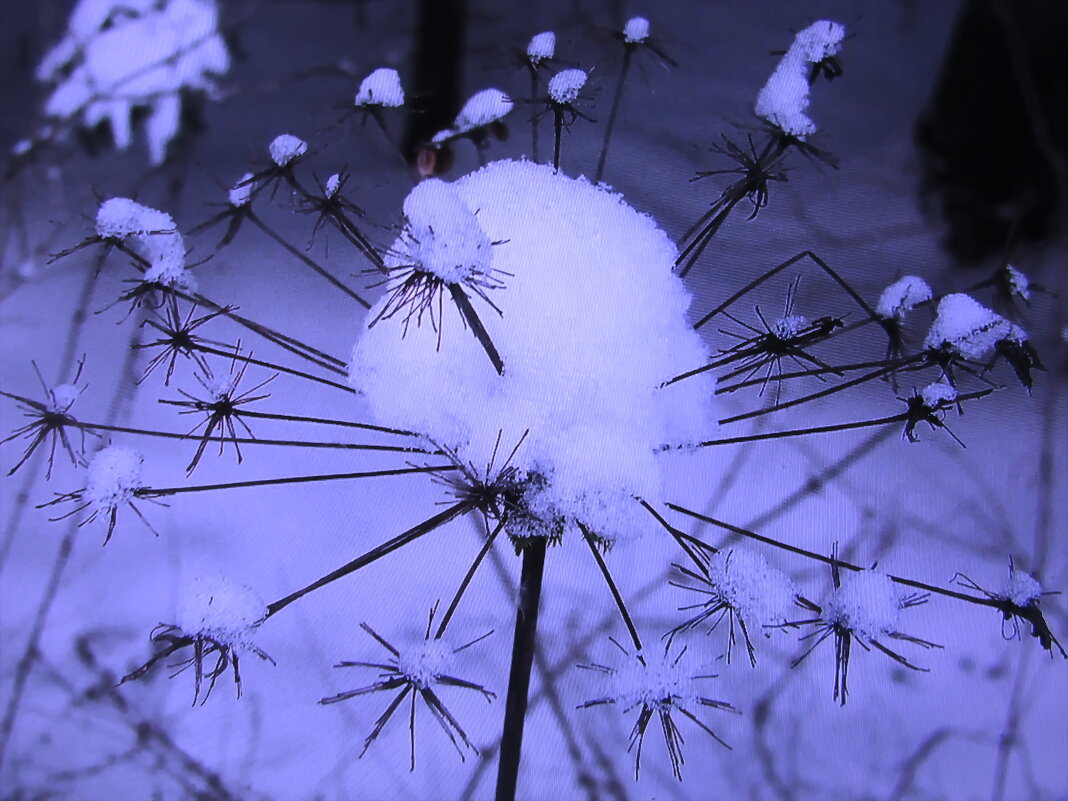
[95,198,192,288]
[920,379,957,409]
[350,160,713,543]
[228,173,254,208]
[876,275,931,320]
[175,574,266,647]
[396,179,492,283]
[623,16,651,44]
[609,649,696,711]
[923,293,1011,359]
[49,383,82,414]
[269,134,308,167]
[37,0,229,165]
[454,89,514,134]
[1002,564,1043,607]
[773,314,808,340]
[355,68,405,108]
[1005,264,1031,301]
[708,548,797,627]
[85,445,144,521]
[325,173,342,198]
[549,69,588,105]
[755,20,845,138]
[527,31,556,65]
[397,639,453,689]
[823,570,903,641]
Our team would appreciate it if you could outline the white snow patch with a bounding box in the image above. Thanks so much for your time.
[453,89,514,134]
[396,179,493,283]
[397,639,453,689]
[325,173,342,198]
[85,445,144,519]
[49,383,82,414]
[269,134,308,167]
[773,314,808,340]
[95,197,192,288]
[1002,567,1042,607]
[824,570,902,641]
[609,649,696,710]
[350,160,713,543]
[549,69,587,105]
[755,20,845,139]
[175,574,265,646]
[708,548,797,627]
[920,380,957,409]
[923,293,1011,360]
[229,172,254,207]
[355,68,404,108]
[876,275,931,320]
[37,0,229,164]
[1005,264,1031,301]
[623,16,650,44]
[527,31,556,64]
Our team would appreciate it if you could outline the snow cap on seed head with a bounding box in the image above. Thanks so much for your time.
[176,574,266,647]
[923,293,1011,359]
[549,69,587,105]
[325,173,342,198]
[397,638,453,689]
[95,197,192,288]
[755,19,845,139]
[269,133,307,167]
[85,445,144,519]
[527,31,556,64]
[824,569,903,641]
[228,172,254,207]
[453,89,513,134]
[355,67,404,108]
[623,16,650,44]
[398,178,492,284]
[708,548,798,627]
[920,379,956,409]
[1002,564,1043,607]
[876,275,931,320]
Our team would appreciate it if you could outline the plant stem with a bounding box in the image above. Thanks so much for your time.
[190,343,355,393]
[552,109,563,172]
[595,48,632,184]
[529,68,539,162]
[494,538,547,801]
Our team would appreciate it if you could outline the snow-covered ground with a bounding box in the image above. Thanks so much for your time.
[1,2,1065,800]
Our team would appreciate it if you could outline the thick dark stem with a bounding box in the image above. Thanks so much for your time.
[494,538,547,801]
[449,284,504,375]
[553,110,563,172]
[595,48,632,184]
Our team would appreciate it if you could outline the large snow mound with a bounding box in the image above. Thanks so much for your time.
[350,159,713,542]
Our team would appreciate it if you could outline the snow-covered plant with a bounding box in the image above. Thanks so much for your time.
[755,20,845,139]
[2,9,1064,801]
[36,0,230,164]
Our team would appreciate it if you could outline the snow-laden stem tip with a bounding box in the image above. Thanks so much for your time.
[495,538,547,801]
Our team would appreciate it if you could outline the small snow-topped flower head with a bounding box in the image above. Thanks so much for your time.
[708,548,797,627]
[792,20,846,62]
[453,89,513,133]
[923,293,1011,359]
[623,16,650,44]
[824,570,902,641]
[49,383,82,414]
[527,31,555,64]
[773,314,808,340]
[1005,264,1031,301]
[325,173,342,199]
[549,69,588,105]
[269,133,308,167]
[95,197,190,287]
[397,638,453,689]
[876,275,932,320]
[1002,566,1042,607]
[355,67,404,108]
[399,179,492,283]
[755,20,845,139]
[611,650,694,711]
[920,379,957,409]
[228,172,254,208]
[86,445,144,514]
[175,574,265,647]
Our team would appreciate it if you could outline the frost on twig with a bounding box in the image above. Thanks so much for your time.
[36,0,230,164]
[578,641,736,780]
[120,575,273,704]
[755,20,845,139]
